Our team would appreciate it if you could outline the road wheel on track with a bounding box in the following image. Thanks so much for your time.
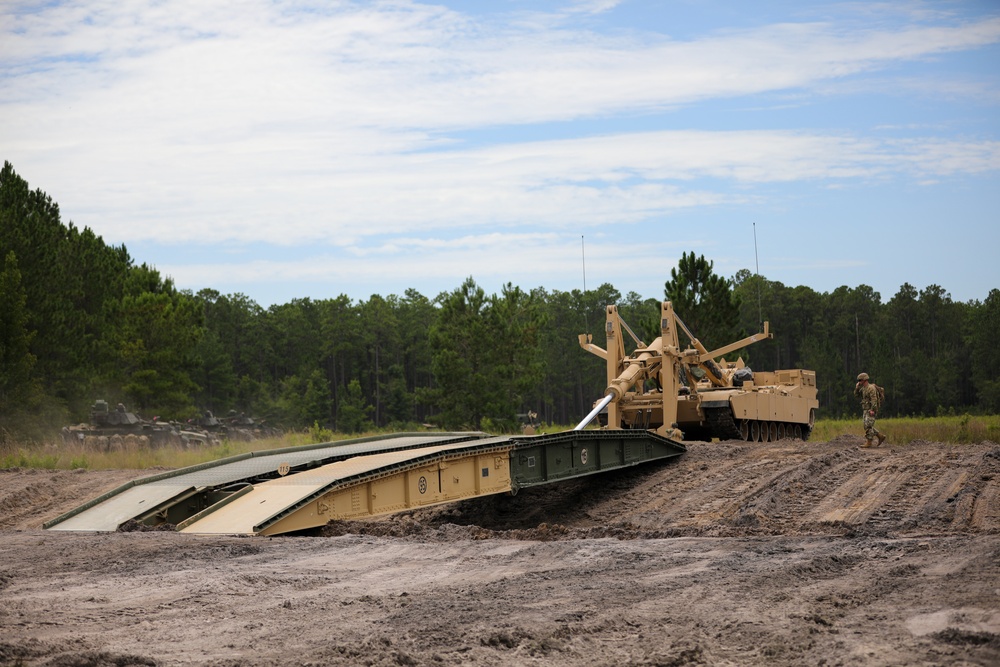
[777,423,785,440]
[740,420,749,441]
[750,421,760,442]
[794,424,803,440]
[769,422,778,441]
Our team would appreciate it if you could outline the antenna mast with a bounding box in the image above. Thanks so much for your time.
[581,235,590,333]
[753,223,763,329]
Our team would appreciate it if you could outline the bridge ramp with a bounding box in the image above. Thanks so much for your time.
[44,433,485,532]
[180,438,513,535]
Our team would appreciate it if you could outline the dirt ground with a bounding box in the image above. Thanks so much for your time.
[2,437,999,666]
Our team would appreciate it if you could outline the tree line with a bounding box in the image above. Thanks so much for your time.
[1,161,997,441]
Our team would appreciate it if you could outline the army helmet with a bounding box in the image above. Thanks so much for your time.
[857,372,869,381]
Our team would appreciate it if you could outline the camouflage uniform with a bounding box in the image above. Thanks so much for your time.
[854,374,885,447]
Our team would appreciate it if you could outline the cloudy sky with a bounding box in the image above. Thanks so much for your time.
[2,0,998,307]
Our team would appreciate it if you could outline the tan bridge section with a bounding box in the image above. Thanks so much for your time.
[44,433,491,534]
[179,438,513,535]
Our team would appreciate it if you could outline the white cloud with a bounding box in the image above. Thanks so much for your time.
[5,3,999,132]
[2,1,998,304]
[155,229,701,296]
[11,127,995,247]
[568,0,625,15]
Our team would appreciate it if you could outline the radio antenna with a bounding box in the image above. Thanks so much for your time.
[753,222,763,329]
[581,235,590,333]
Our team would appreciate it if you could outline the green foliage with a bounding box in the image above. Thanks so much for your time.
[665,252,742,349]
[114,283,203,419]
[2,162,998,436]
[338,379,373,434]
[0,432,310,471]
[425,278,546,430]
[275,370,332,428]
[969,289,1000,413]
[483,282,547,427]
[1,163,142,418]
[0,251,38,414]
[191,328,236,413]
[309,420,335,443]
[424,277,490,429]
[0,447,60,469]
[732,273,990,419]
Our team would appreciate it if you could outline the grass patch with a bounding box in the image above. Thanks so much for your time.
[0,427,455,471]
[812,414,1000,445]
[2,417,997,471]
[1,430,332,471]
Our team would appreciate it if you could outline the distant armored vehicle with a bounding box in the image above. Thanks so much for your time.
[62,400,215,450]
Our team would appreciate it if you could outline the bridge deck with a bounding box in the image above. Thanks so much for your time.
[46,430,685,536]
[44,433,486,532]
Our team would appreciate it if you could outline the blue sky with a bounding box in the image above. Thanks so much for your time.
[2,0,998,307]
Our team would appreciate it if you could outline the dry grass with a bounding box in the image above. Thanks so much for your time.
[811,414,1000,445]
[3,416,998,471]
[0,431,341,471]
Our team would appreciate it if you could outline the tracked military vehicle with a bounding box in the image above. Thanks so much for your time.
[62,400,215,450]
[578,301,818,442]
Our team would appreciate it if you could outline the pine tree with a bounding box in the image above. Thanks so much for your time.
[337,379,373,434]
[664,252,742,349]
[0,251,37,413]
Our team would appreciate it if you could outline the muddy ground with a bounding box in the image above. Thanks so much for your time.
[2,437,999,666]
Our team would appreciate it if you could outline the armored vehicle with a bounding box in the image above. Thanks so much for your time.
[62,400,215,450]
[225,410,280,440]
[578,301,818,442]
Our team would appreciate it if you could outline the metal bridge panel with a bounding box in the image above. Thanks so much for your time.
[509,431,685,490]
[181,441,506,535]
[46,484,195,532]
[144,434,477,489]
[259,451,513,536]
[45,433,483,531]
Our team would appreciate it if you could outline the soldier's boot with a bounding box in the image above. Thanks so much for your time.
[876,433,886,447]
[863,438,873,448]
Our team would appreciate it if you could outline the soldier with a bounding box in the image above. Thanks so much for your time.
[854,372,886,448]
[666,422,685,441]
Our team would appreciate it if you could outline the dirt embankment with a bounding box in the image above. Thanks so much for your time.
[1,438,999,666]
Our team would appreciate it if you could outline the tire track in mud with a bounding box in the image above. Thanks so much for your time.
[862,448,973,534]
[662,439,1000,537]
[951,447,1000,532]
[805,449,925,531]
[721,448,872,533]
